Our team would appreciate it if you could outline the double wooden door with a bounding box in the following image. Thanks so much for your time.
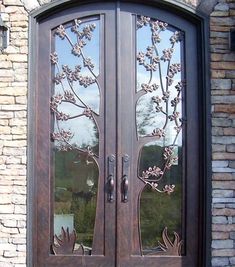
[35,1,201,266]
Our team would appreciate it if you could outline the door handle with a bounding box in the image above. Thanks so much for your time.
[107,155,115,202]
[122,154,130,202]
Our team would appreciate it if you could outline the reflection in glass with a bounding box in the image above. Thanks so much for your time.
[136,16,184,256]
[136,15,183,139]
[139,142,182,255]
[54,150,99,254]
[50,16,100,254]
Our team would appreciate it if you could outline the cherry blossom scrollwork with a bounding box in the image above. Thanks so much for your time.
[50,18,100,162]
[137,16,185,194]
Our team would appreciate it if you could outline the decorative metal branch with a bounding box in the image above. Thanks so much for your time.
[50,18,100,162]
[136,16,184,194]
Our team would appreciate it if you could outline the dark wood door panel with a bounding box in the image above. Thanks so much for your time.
[36,3,117,266]
[117,3,200,267]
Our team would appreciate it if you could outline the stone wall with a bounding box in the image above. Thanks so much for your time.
[211,1,235,266]
[0,0,235,266]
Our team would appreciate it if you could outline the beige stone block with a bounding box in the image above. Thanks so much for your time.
[12,62,27,69]
[20,46,28,54]
[11,126,26,135]
[213,181,235,189]
[1,219,17,228]
[9,118,26,126]
[0,185,12,193]
[11,31,28,40]
[12,194,26,205]
[4,45,20,54]
[17,244,26,252]
[0,194,11,204]
[211,70,226,78]
[213,152,235,160]
[212,249,235,257]
[15,97,27,104]
[12,135,27,141]
[211,11,229,17]
[0,77,14,82]
[11,39,28,47]
[14,67,27,75]
[4,140,26,147]
[230,10,235,16]
[210,37,228,45]
[12,237,26,245]
[0,156,6,164]
[212,224,235,232]
[11,21,28,28]
[14,111,27,118]
[224,128,235,135]
[10,255,26,264]
[13,186,26,195]
[0,134,12,140]
[212,232,229,239]
[3,0,23,6]
[7,54,27,62]
[2,147,26,156]
[0,204,14,214]
[21,156,26,165]
[21,0,40,11]
[0,126,11,134]
[11,82,27,88]
[213,208,235,217]
[14,205,26,215]
[0,111,14,119]
[0,96,14,104]
[2,167,26,176]
[10,14,28,22]
[211,62,235,70]
[0,243,16,251]
[0,119,8,126]
[0,61,12,69]
[1,105,26,111]
[5,157,21,164]
[14,74,27,82]
[11,26,27,33]
[3,250,18,258]
[0,87,27,96]
[0,134,12,142]
[214,105,235,114]
[13,180,26,186]
[0,69,14,77]
[0,82,10,88]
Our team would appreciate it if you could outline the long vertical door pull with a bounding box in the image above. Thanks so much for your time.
[122,155,130,202]
[107,155,115,202]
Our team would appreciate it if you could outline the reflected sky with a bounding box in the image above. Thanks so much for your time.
[52,17,100,148]
[136,17,183,146]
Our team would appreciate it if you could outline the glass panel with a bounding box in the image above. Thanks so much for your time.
[136,16,184,256]
[139,142,182,255]
[50,16,100,255]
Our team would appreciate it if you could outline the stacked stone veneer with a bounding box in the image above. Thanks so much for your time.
[0,0,235,266]
[211,1,235,267]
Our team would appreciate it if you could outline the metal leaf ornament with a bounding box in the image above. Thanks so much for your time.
[52,227,77,255]
[158,227,183,256]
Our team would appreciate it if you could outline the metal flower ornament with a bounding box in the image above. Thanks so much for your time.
[136,16,184,196]
[50,18,100,162]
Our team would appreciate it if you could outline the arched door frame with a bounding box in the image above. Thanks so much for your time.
[28,1,212,266]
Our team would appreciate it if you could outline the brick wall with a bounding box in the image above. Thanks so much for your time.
[0,0,234,266]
